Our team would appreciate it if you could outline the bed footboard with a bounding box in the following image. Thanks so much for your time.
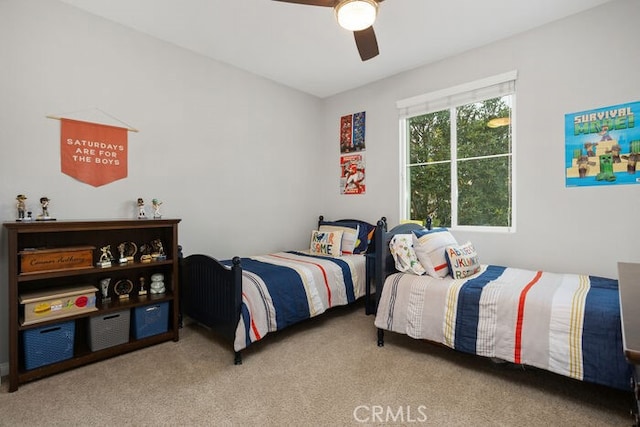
[181,254,243,363]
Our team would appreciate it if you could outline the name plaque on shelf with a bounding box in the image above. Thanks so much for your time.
[19,246,95,274]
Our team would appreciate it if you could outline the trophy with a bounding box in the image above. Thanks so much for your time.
[116,242,137,264]
[138,276,147,296]
[117,243,128,264]
[100,278,111,303]
[124,242,137,262]
[98,245,114,268]
[139,243,152,263]
[150,238,166,261]
[114,279,133,300]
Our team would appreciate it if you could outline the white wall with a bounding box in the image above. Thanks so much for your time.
[320,0,640,279]
[0,0,324,373]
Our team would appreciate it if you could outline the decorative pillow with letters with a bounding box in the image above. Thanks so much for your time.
[310,230,343,257]
[445,241,482,279]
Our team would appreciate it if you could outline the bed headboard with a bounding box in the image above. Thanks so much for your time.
[317,215,385,254]
[373,218,431,311]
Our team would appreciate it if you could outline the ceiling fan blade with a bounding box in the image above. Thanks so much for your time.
[272,0,338,6]
[354,26,379,61]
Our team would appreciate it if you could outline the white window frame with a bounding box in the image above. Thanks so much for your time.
[397,71,518,233]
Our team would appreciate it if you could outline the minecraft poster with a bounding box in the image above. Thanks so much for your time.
[565,101,640,187]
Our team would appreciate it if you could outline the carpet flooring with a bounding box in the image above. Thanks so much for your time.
[0,301,632,426]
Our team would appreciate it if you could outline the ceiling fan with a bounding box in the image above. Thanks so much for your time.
[273,0,384,61]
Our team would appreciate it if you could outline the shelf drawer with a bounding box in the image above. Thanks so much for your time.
[133,303,169,339]
[89,310,130,351]
[23,321,75,370]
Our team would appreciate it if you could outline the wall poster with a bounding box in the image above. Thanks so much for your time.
[340,153,366,195]
[340,111,366,153]
[339,111,366,194]
[565,101,639,187]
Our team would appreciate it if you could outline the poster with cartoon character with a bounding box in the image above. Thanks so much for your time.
[340,153,366,195]
[565,101,640,187]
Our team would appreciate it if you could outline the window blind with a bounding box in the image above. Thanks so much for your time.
[396,70,517,118]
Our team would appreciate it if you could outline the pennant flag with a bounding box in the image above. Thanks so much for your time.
[60,118,128,187]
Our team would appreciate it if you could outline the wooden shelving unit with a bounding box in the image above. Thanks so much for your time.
[3,219,181,392]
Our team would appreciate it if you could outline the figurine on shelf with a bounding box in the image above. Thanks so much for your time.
[137,198,147,219]
[152,198,163,219]
[100,278,111,303]
[36,196,55,221]
[98,245,114,267]
[16,194,27,221]
[150,273,165,294]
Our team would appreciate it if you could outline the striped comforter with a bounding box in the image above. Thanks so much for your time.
[375,265,632,390]
[228,251,366,352]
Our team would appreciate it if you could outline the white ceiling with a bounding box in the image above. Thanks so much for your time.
[58,0,615,98]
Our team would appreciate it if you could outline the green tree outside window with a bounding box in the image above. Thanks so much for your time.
[405,96,512,228]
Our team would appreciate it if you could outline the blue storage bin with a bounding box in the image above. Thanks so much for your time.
[23,321,75,370]
[133,302,169,339]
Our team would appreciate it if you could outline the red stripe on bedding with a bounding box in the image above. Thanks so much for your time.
[242,291,262,341]
[270,253,332,307]
[514,271,542,364]
[434,263,448,272]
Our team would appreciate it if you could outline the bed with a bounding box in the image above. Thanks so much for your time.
[373,220,633,391]
[181,216,380,364]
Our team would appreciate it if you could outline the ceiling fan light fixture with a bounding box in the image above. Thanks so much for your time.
[335,0,378,32]
[487,117,511,128]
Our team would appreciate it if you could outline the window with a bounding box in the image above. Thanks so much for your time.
[397,71,516,231]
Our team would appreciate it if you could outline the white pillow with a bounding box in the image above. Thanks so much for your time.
[310,230,343,257]
[389,234,426,275]
[319,224,359,255]
[445,241,481,279]
[412,228,458,278]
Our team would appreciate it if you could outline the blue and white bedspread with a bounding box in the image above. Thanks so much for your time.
[227,251,365,352]
[375,265,632,390]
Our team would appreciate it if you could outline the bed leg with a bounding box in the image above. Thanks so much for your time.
[234,351,243,365]
[377,329,384,347]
